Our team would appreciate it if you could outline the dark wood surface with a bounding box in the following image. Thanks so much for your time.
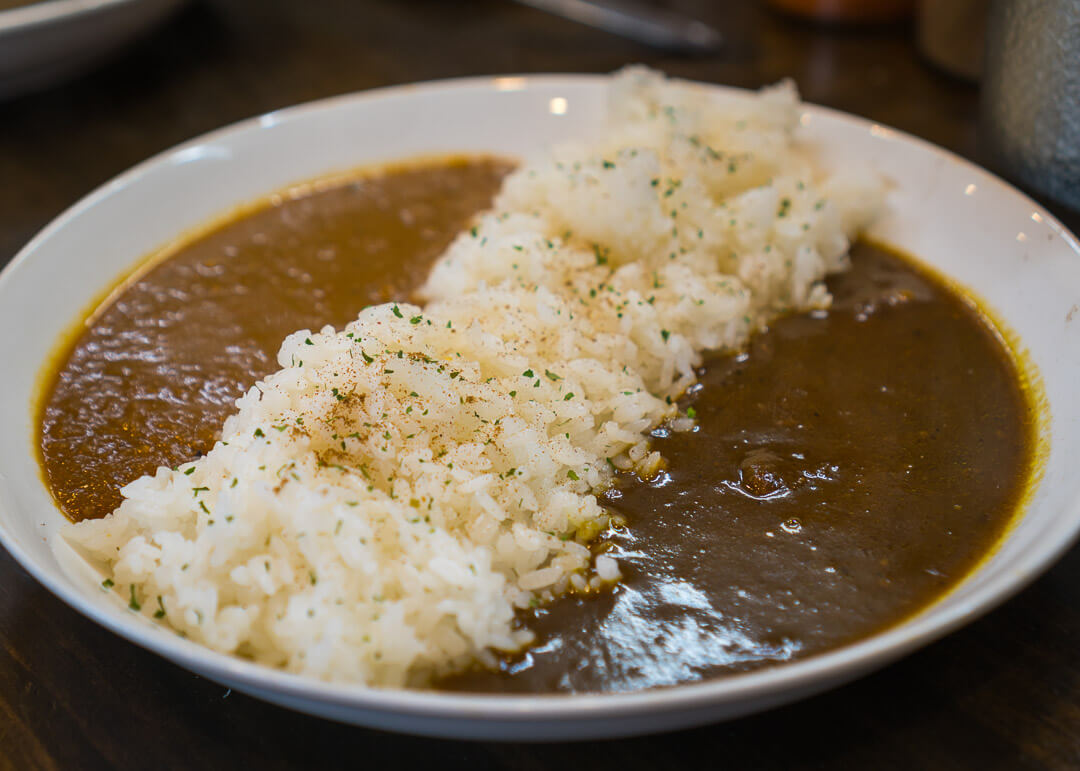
[1,2,1078,768]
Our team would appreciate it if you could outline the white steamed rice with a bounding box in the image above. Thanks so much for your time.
[68,67,883,687]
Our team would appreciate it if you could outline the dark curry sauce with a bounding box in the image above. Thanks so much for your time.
[442,243,1035,692]
[37,157,1036,693]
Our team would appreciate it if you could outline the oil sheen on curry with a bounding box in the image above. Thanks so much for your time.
[38,156,1036,693]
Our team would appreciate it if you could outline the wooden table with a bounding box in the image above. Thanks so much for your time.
[1,2,1078,768]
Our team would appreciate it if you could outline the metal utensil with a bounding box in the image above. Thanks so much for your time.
[514,0,723,53]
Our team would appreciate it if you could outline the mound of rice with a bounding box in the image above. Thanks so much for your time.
[69,67,882,687]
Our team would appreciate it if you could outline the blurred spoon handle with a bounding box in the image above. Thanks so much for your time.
[514,0,723,53]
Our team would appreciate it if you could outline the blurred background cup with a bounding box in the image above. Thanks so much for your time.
[980,0,1080,212]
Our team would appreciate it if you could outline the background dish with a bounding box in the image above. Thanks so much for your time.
[1,76,1079,740]
[0,0,182,100]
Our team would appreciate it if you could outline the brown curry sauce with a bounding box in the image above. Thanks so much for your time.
[40,157,514,519]
[443,243,1035,692]
[37,157,1036,693]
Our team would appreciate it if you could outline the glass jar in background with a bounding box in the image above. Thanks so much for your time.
[767,0,915,23]
[980,0,1080,211]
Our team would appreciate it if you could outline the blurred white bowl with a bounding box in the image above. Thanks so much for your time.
[0,0,183,99]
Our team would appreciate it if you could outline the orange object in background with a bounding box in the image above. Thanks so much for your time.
[768,0,915,23]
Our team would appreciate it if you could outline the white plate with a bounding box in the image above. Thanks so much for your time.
[1,75,1079,741]
[0,0,183,100]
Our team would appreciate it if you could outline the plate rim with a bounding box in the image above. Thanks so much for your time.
[2,72,1080,725]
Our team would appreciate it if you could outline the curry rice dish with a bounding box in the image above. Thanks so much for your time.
[39,73,1036,691]
[41,160,1035,691]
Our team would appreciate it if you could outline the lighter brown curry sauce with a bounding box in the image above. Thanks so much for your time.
[37,156,1036,693]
